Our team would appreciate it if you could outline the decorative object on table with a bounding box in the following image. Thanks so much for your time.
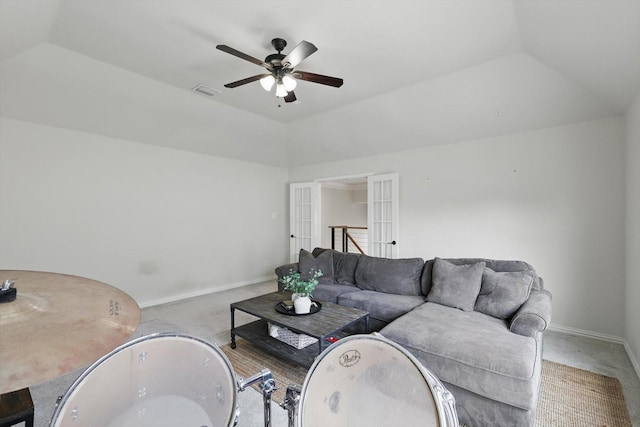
[0,279,16,303]
[278,269,322,314]
[276,300,322,316]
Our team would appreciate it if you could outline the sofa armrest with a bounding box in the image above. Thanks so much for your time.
[275,263,299,292]
[510,289,552,338]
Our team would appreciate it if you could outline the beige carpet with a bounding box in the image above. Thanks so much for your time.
[221,338,632,427]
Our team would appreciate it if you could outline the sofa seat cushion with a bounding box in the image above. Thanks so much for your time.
[354,255,424,295]
[312,283,360,304]
[380,302,541,410]
[337,290,425,323]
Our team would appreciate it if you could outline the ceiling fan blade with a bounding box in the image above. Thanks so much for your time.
[216,45,271,69]
[282,41,317,68]
[224,74,268,88]
[284,91,297,103]
[294,71,344,88]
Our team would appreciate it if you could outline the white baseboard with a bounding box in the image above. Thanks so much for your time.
[549,323,626,344]
[624,341,640,381]
[549,323,640,379]
[138,275,277,309]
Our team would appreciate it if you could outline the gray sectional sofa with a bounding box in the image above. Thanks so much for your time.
[275,248,552,427]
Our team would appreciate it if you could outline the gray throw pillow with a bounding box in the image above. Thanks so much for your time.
[312,248,359,286]
[299,249,334,284]
[426,258,485,311]
[475,268,534,319]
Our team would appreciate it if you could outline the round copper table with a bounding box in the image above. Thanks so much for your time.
[0,270,140,394]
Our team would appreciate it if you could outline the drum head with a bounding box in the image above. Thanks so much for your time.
[297,334,457,427]
[50,333,237,427]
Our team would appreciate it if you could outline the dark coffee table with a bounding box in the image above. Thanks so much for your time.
[230,291,369,368]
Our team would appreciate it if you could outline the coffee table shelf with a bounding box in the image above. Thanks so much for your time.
[230,292,369,369]
[233,320,324,368]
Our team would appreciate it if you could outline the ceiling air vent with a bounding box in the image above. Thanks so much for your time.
[192,84,221,97]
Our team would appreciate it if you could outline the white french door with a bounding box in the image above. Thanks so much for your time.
[289,182,320,262]
[368,173,399,258]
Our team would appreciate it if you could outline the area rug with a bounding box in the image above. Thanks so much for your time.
[221,338,309,405]
[537,359,631,427]
[220,338,632,426]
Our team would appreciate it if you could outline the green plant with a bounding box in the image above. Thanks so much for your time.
[279,269,323,297]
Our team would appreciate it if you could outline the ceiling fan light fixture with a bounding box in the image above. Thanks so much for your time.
[217,38,343,103]
[275,83,288,98]
[260,75,275,91]
[282,75,297,91]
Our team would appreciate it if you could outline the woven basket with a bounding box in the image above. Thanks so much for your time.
[267,322,318,349]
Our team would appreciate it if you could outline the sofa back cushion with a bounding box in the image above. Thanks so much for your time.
[475,268,534,319]
[354,255,424,295]
[312,248,360,286]
[426,258,485,311]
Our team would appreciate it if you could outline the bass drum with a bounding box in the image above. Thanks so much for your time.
[296,334,458,427]
[50,333,238,427]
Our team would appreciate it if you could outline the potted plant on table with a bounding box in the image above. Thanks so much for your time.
[279,269,323,314]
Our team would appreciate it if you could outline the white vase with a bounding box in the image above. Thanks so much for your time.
[294,296,312,314]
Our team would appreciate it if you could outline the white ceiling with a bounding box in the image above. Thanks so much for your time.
[1,0,639,166]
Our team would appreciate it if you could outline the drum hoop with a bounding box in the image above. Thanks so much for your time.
[49,332,238,426]
[297,333,457,427]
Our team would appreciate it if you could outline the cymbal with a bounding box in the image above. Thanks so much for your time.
[0,270,140,394]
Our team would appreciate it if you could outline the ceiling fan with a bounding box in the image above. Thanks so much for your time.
[216,38,344,103]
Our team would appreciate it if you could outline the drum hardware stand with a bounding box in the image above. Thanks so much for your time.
[281,384,301,427]
[236,368,276,427]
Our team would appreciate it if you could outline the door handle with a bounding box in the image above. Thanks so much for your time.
[386,240,397,245]
[290,234,295,238]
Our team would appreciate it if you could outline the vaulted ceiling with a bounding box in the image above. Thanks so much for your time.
[1,1,639,166]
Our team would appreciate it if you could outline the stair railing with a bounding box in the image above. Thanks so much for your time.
[328,225,367,254]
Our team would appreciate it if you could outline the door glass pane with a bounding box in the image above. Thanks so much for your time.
[368,173,398,259]
[383,180,391,200]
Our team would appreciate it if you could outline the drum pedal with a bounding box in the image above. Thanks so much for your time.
[237,369,276,427]
[281,384,301,427]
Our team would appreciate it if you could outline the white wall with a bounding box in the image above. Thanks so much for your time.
[625,94,640,370]
[290,117,626,338]
[0,118,290,305]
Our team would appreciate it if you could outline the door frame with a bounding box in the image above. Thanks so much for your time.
[290,172,400,259]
